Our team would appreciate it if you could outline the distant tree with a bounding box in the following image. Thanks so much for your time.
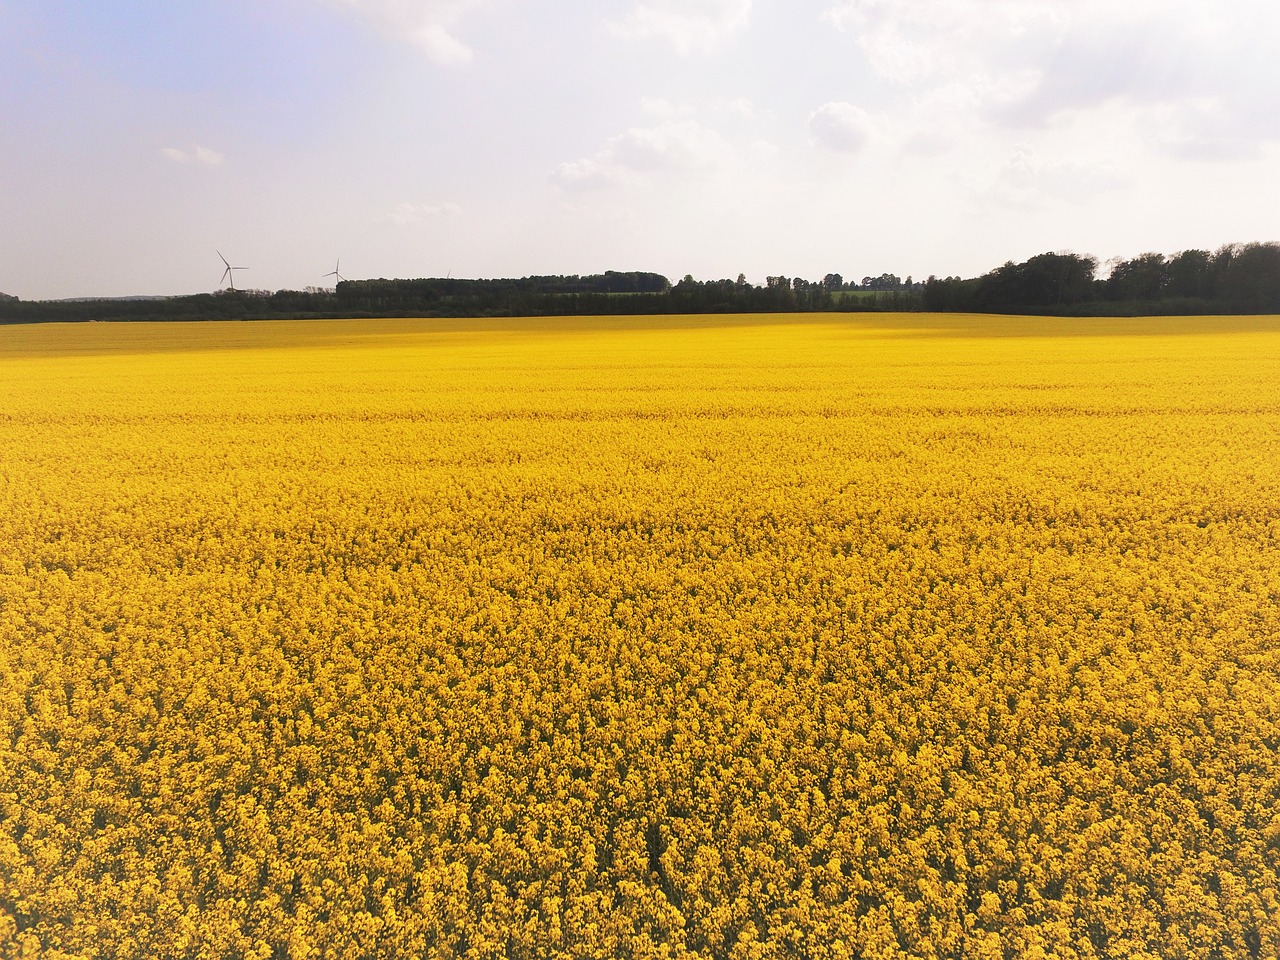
[971,252,1097,309]
[600,270,670,293]
[863,274,901,292]
[1107,253,1167,301]
[792,277,832,311]
[923,275,951,310]
[763,276,796,311]
[1216,241,1280,309]
[1165,249,1212,299]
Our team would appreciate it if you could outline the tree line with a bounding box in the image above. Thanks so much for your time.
[2,243,1279,322]
[923,242,1280,315]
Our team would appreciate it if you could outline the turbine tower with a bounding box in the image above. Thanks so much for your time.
[324,259,346,286]
[217,251,247,291]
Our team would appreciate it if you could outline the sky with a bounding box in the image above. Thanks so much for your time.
[2,0,1279,299]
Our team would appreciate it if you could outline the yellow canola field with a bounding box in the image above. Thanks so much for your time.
[2,313,1279,960]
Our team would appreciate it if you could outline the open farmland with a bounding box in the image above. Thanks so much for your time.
[2,313,1280,959]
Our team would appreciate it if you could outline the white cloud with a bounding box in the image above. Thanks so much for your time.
[551,118,735,191]
[320,0,488,64]
[808,101,881,154]
[983,143,1126,209]
[825,0,1058,101]
[726,97,756,119]
[640,97,696,120]
[824,0,1280,156]
[388,201,463,224]
[749,139,779,160]
[161,145,224,166]
[1132,98,1260,161]
[549,157,614,191]
[409,22,474,64]
[610,0,751,54]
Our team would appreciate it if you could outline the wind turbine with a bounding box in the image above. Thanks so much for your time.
[324,259,346,286]
[217,251,247,291]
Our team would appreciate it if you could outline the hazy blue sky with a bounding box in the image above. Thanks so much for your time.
[3,0,1278,298]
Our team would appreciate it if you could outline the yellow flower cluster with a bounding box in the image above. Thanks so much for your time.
[2,314,1279,959]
